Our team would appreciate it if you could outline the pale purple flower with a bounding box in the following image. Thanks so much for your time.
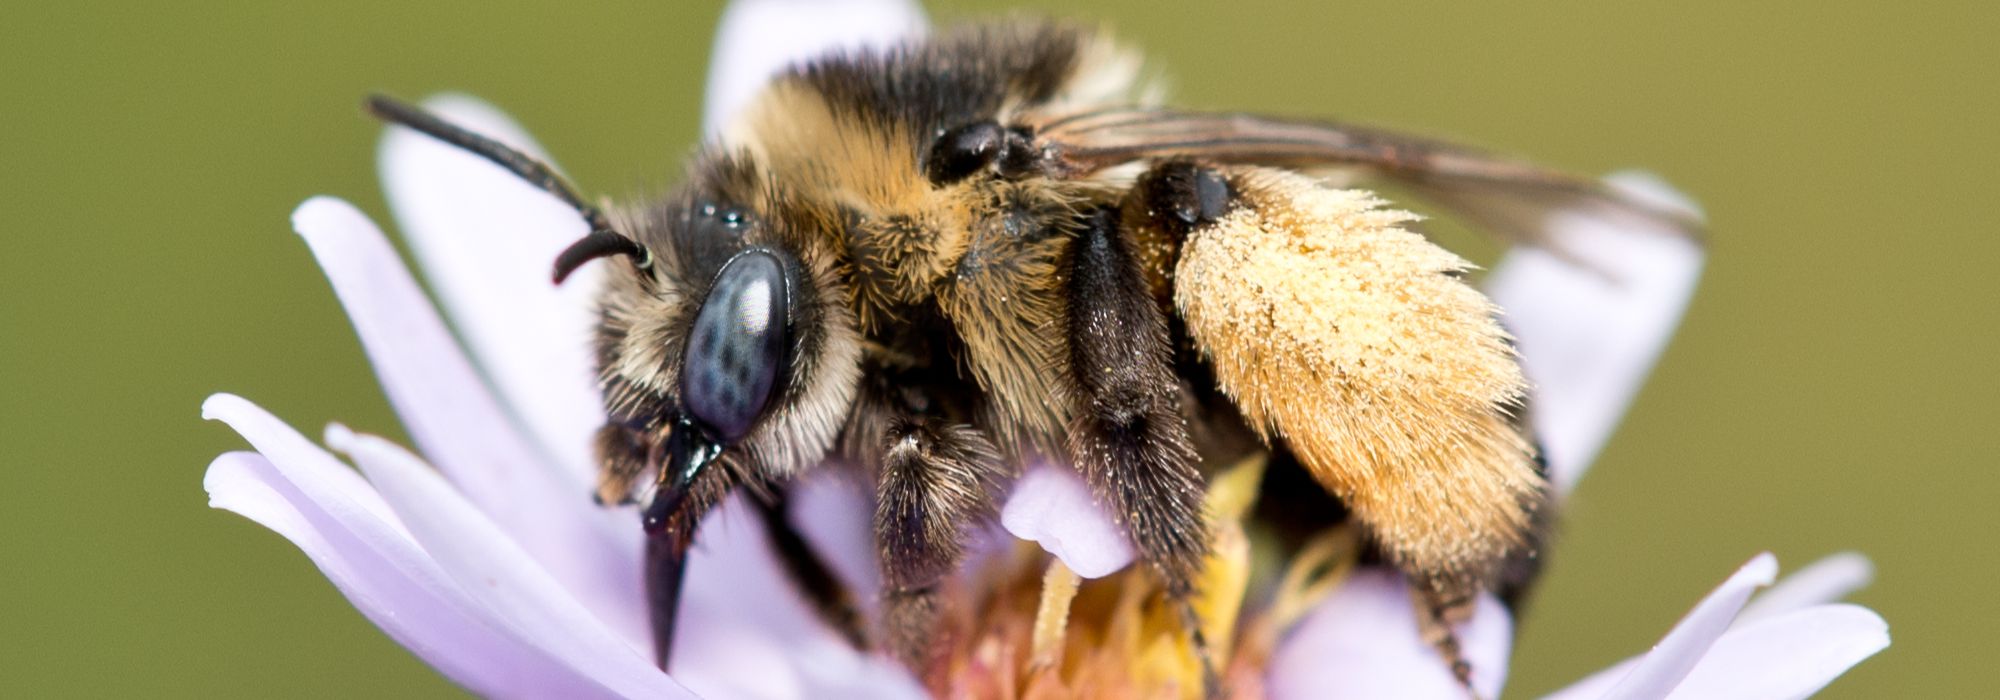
[202,0,1887,697]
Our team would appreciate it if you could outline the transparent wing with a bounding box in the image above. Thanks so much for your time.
[1034,108,1704,261]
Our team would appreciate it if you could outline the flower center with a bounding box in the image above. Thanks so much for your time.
[928,457,1362,699]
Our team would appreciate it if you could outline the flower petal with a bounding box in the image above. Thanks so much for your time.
[1545,607,1888,700]
[1736,552,1873,625]
[703,0,927,134]
[999,464,1137,578]
[292,196,645,643]
[788,472,883,612]
[673,496,927,700]
[1551,553,1778,700]
[202,399,620,699]
[1268,567,1512,700]
[376,94,605,483]
[1655,604,1888,699]
[1484,172,1706,494]
[327,427,687,699]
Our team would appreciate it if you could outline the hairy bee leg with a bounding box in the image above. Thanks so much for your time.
[752,485,870,650]
[873,417,1004,672]
[1160,163,1549,695]
[1063,207,1209,594]
[590,422,652,506]
[1063,206,1217,692]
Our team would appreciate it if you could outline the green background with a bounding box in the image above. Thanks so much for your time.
[2,0,1988,696]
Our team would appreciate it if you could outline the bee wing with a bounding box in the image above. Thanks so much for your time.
[1035,109,1703,259]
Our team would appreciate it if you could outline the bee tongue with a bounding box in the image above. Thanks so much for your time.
[643,527,690,670]
[638,418,724,670]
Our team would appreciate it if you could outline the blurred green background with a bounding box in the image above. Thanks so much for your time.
[2,0,1989,696]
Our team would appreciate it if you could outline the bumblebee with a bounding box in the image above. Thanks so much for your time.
[368,19,1698,688]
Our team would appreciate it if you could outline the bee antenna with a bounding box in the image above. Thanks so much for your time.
[363,94,640,283]
[553,230,647,284]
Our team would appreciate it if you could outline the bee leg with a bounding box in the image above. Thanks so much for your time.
[873,417,1004,673]
[1408,446,1550,696]
[753,484,870,650]
[1062,206,1216,692]
[589,421,651,506]
[1413,581,1481,694]
[1062,206,1208,592]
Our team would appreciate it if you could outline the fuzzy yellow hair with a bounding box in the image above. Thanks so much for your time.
[1175,167,1542,591]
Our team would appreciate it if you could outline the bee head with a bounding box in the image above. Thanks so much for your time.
[567,169,861,533]
[363,93,858,552]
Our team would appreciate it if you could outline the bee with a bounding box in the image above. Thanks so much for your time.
[368,19,1698,689]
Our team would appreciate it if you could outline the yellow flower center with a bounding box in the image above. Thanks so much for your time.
[930,456,1362,699]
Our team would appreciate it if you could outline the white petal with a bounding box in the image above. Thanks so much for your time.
[1268,568,1512,700]
[376,94,605,483]
[1736,552,1873,625]
[202,402,620,699]
[292,196,645,642]
[999,464,1136,578]
[1547,606,1888,700]
[674,495,927,700]
[1548,553,1881,700]
[1548,553,1779,700]
[328,427,687,699]
[1736,552,1872,624]
[1660,604,1888,699]
[703,0,927,134]
[1485,172,1706,494]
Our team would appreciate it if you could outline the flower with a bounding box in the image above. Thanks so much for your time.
[201,0,1888,697]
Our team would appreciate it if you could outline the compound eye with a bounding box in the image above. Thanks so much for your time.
[680,250,789,442]
[925,121,1005,185]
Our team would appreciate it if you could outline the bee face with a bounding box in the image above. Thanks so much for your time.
[593,177,862,530]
